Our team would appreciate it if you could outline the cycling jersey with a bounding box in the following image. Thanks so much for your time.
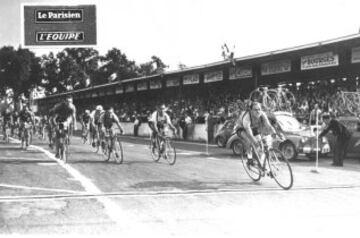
[90,110,104,125]
[100,111,120,129]
[82,113,91,124]
[149,111,171,130]
[52,102,76,122]
[236,110,268,136]
[19,110,34,123]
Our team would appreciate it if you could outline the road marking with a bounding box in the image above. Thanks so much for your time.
[8,137,127,226]
[0,184,360,203]
[0,183,84,194]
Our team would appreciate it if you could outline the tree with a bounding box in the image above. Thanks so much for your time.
[0,46,42,97]
[137,55,167,76]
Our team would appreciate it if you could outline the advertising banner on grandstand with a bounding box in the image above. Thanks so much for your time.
[125,84,135,92]
[229,66,252,80]
[204,71,223,83]
[183,74,199,85]
[22,4,96,47]
[261,60,291,75]
[301,52,339,70]
[150,79,162,89]
[351,47,360,63]
[115,86,123,94]
[137,81,148,91]
[166,78,180,87]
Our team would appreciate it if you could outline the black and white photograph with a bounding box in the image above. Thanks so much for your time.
[1,0,360,237]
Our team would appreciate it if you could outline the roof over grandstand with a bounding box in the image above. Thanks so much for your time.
[39,32,360,100]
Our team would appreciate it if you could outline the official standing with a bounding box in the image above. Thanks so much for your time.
[319,113,352,166]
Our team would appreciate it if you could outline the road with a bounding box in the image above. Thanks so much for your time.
[1,134,360,237]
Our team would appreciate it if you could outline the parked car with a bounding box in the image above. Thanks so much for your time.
[214,119,235,147]
[226,111,331,160]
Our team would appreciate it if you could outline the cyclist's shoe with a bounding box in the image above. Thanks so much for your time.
[55,153,60,159]
[101,141,106,149]
[49,143,53,149]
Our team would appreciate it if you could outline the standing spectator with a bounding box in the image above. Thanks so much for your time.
[319,113,352,166]
[184,113,193,140]
[205,110,216,143]
[133,114,141,136]
[309,103,322,125]
[179,113,187,140]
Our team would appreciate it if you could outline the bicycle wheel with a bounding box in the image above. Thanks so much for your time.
[268,148,293,190]
[240,144,261,182]
[113,137,124,164]
[150,137,160,162]
[164,138,176,165]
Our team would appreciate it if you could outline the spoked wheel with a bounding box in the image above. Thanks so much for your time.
[164,138,176,165]
[267,148,293,190]
[150,138,160,162]
[112,137,124,164]
[240,144,261,182]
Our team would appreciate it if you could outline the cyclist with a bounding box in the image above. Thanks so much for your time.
[90,105,104,147]
[148,104,177,152]
[50,95,77,158]
[100,106,124,149]
[80,110,91,140]
[2,107,13,141]
[18,104,35,148]
[235,101,279,162]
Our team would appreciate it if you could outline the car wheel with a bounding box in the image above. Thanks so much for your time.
[280,141,298,160]
[216,136,226,147]
[232,140,244,156]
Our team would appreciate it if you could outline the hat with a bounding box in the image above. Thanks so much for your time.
[96,105,103,111]
[322,112,330,119]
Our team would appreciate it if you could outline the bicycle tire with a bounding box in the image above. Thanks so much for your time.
[113,138,124,164]
[267,148,293,190]
[240,143,261,182]
[164,138,176,165]
[150,137,160,162]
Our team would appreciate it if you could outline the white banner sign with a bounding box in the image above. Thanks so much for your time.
[166,78,180,87]
[183,74,199,85]
[204,70,223,83]
[229,66,252,80]
[137,81,147,91]
[115,86,123,94]
[150,79,162,89]
[351,47,360,63]
[301,52,339,70]
[261,60,291,75]
[125,84,134,92]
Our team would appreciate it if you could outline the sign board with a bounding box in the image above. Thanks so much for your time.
[351,47,360,63]
[115,86,123,94]
[183,74,199,85]
[204,71,223,83]
[229,66,252,80]
[137,81,148,91]
[166,78,180,87]
[22,4,97,47]
[301,52,339,70]
[125,84,135,93]
[150,79,162,89]
[261,60,291,75]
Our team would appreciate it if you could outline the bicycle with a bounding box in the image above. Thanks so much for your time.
[150,131,176,165]
[20,122,32,149]
[81,124,91,145]
[239,135,293,190]
[56,122,70,163]
[102,128,124,164]
[3,122,11,143]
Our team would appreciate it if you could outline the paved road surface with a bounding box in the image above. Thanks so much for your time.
[1,134,360,237]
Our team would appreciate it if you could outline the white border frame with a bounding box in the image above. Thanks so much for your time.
[20,2,97,49]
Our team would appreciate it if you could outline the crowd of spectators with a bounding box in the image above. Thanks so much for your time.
[77,83,359,127]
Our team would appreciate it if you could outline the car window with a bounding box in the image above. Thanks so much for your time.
[276,115,302,131]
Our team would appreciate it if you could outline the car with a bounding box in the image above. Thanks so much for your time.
[226,111,331,160]
[214,119,235,147]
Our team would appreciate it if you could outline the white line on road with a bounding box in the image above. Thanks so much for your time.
[9,137,128,227]
[0,183,84,194]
